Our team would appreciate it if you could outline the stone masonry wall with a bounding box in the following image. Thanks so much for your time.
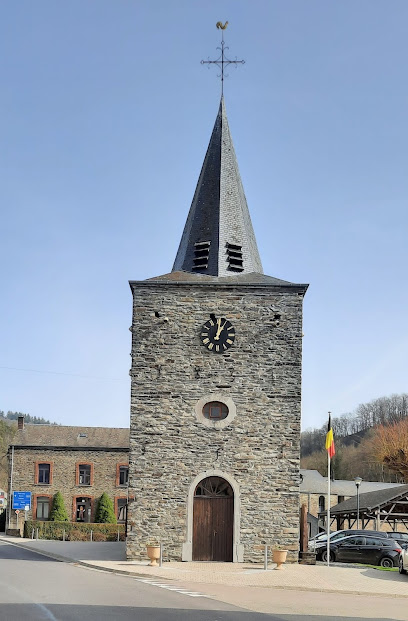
[127,281,305,562]
[8,448,128,531]
[300,492,347,518]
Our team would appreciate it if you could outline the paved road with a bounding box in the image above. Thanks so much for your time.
[0,540,263,621]
[0,541,403,621]
[193,581,407,620]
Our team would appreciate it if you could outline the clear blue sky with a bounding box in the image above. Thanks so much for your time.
[1,1,407,430]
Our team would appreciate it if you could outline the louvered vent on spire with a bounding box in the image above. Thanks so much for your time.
[172,97,263,277]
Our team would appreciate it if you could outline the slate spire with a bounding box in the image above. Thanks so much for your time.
[172,97,263,277]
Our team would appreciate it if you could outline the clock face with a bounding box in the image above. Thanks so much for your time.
[200,317,235,353]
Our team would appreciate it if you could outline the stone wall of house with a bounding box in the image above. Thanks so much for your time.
[7,448,128,531]
[127,281,306,562]
[300,492,348,518]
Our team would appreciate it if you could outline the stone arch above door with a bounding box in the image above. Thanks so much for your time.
[182,469,243,562]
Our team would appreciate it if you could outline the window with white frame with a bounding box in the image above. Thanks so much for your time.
[78,464,91,485]
[36,496,50,520]
[117,498,127,523]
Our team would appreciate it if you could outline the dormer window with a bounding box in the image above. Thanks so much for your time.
[192,241,210,271]
[226,243,244,272]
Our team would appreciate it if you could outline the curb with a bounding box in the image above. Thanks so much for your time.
[0,537,78,565]
[0,538,170,582]
[2,537,408,599]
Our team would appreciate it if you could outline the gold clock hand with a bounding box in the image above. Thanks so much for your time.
[214,319,226,340]
[214,318,223,340]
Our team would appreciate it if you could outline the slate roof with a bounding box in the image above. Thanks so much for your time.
[300,469,404,497]
[137,271,307,290]
[330,484,408,514]
[172,96,263,277]
[11,424,129,449]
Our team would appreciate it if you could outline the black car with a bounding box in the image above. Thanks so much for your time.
[386,531,408,546]
[318,535,402,567]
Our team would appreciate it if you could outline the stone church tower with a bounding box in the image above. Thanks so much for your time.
[127,96,308,562]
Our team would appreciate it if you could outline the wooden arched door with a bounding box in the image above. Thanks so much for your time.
[192,476,233,561]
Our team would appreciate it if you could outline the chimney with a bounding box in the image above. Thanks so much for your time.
[17,415,24,431]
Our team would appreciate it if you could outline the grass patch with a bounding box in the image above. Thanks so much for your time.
[356,563,398,572]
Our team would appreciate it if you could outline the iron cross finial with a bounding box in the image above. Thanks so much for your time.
[201,21,245,96]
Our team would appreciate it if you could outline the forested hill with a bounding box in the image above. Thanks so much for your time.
[301,394,408,458]
[0,410,56,425]
[300,393,408,483]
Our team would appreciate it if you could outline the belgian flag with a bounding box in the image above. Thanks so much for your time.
[325,414,335,459]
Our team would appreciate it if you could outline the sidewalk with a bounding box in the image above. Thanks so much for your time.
[1,534,407,598]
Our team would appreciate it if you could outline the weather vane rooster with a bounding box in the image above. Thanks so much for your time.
[201,21,244,95]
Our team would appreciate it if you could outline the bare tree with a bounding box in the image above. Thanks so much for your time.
[371,419,408,482]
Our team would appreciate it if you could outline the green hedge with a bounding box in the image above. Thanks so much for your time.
[24,520,125,541]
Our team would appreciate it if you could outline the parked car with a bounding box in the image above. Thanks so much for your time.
[399,543,408,575]
[387,532,408,546]
[308,531,340,548]
[310,529,389,550]
[317,535,402,567]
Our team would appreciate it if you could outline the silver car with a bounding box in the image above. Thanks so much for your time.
[399,543,408,575]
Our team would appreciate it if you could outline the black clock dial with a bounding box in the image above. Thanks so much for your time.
[200,317,235,353]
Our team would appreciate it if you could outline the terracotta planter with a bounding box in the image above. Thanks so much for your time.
[272,549,288,570]
[146,545,160,566]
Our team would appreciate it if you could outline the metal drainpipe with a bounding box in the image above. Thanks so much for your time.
[8,446,14,531]
[125,474,129,537]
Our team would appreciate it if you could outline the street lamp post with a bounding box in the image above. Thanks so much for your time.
[354,477,363,530]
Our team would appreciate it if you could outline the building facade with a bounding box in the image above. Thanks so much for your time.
[127,97,308,562]
[300,469,405,537]
[7,417,129,532]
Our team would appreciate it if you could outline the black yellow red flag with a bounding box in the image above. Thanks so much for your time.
[325,414,335,459]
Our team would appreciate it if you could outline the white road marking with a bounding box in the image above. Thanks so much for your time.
[136,577,209,598]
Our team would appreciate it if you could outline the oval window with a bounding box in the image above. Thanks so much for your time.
[203,401,229,420]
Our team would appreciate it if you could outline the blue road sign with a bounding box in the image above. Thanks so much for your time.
[13,491,31,510]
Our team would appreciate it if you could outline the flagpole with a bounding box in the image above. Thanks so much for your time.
[326,411,331,568]
[327,434,330,567]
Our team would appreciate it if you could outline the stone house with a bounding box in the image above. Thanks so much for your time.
[7,416,129,533]
[300,469,404,537]
[127,96,308,563]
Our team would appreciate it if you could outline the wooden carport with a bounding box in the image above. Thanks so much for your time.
[321,484,408,531]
